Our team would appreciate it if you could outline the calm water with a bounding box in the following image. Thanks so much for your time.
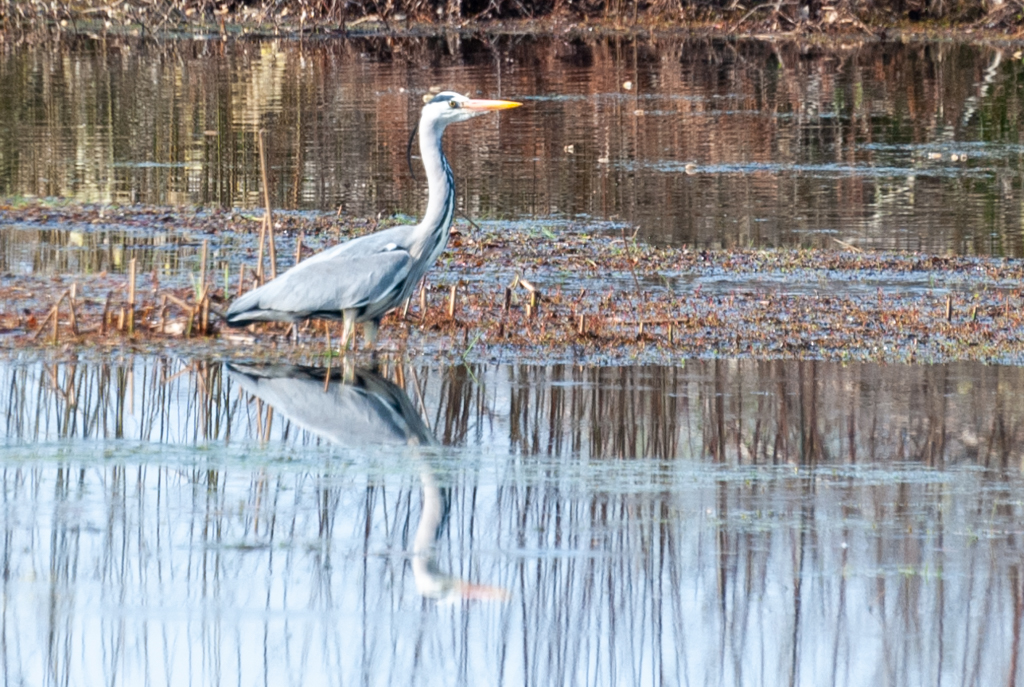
[1,35,1024,253]
[3,355,1024,685]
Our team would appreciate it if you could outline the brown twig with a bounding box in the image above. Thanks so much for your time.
[31,304,57,341]
[68,283,79,336]
[128,257,137,336]
[258,129,277,280]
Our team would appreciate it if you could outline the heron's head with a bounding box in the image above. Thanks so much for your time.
[421,91,521,131]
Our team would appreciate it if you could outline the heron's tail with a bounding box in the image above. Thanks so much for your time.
[224,287,265,327]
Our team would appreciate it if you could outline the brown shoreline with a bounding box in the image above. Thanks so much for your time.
[3,2,1024,42]
[2,201,1023,366]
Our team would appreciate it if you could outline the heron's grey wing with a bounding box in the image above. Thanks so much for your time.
[240,246,414,319]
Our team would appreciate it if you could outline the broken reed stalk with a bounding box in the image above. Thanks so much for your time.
[258,129,277,280]
[448,284,457,318]
[102,291,112,334]
[31,308,52,341]
[127,257,137,336]
[295,232,303,265]
[198,239,208,301]
[31,297,60,342]
[198,239,209,334]
[419,285,427,320]
[164,293,196,313]
[514,276,540,318]
[68,283,79,336]
[255,220,266,284]
[32,289,83,344]
[945,295,954,322]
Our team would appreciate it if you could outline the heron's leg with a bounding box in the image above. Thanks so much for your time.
[339,314,356,352]
[362,319,380,350]
[290,323,299,346]
[342,356,355,384]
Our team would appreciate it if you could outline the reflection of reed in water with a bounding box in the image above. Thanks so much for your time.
[4,357,1024,468]
[3,357,1024,684]
[228,362,507,601]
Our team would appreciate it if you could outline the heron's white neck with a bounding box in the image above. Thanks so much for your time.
[413,117,456,261]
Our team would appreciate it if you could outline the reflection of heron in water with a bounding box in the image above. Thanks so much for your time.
[227,362,507,601]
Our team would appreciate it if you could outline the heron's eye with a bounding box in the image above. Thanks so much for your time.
[448,100,460,109]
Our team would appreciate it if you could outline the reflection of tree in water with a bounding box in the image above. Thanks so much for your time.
[2,356,1024,684]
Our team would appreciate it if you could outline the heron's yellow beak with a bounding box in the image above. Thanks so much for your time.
[461,98,522,111]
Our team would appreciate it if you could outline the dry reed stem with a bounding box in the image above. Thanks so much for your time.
[102,291,112,335]
[31,304,57,341]
[198,239,208,301]
[128,257,137,336]
[255,221,266,284]
[258,129,277,280]
[68,283,79,336]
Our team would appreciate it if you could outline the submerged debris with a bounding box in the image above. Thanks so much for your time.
[2,202,1023,366]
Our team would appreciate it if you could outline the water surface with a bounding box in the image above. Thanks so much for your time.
[3,355,1024,685]
[1,36,1023,254]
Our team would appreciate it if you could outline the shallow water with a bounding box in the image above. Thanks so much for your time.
[3,355,1024,685]
[1,36,1023,256]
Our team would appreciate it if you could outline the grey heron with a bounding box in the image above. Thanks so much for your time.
[225,91,521,349]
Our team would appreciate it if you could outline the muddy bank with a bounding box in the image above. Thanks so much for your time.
[2,202,1022,366]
